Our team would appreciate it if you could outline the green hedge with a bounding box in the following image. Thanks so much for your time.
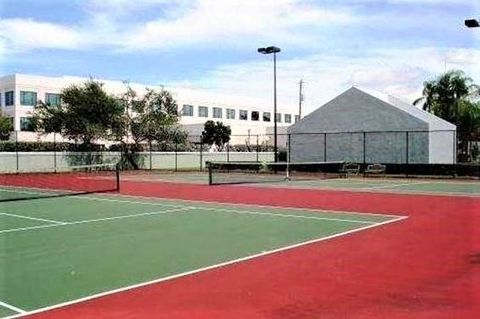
[0,141,106,152]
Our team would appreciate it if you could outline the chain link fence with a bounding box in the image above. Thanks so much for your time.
[1,130,478,176]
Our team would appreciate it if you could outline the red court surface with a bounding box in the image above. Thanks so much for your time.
[17,180,480,319]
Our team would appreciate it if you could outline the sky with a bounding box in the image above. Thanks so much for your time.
[0,0,479,114]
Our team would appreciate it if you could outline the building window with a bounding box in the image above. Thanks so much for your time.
[5,91,14,106]
[213,107,222,118]
[182,104,194,116]
[199,106,208,117]
[275,113,282,123]
[251,111,259,121]
[294,115,300,123]
[45,93,61,106]
[226,108,235,119]
[20,91,37,106]
[263,112,271,122]
[20,117,34,132]
[239,110,248,120]
[284,114,292,123]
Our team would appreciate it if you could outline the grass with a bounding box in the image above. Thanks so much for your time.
[0,187,399,318]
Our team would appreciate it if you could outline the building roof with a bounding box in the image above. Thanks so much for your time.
[357,87,456,131]
[290,87,456,133]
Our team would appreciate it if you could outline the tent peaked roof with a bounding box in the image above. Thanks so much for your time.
[353,87,455,130]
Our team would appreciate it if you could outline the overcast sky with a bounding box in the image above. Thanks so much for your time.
[0,0,479,114]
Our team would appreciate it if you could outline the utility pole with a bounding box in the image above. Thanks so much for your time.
[298,79,304,119]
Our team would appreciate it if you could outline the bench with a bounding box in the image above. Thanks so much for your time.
[339,162,360,178]
[365,163,386,177]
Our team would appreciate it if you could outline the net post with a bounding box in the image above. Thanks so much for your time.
[115,163,120,191]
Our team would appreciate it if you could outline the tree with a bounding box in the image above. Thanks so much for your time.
[33,80,123,146]
[0,115,13,141]
[413,70,479,129]
[115,85,187,169]
[414,70,480,161]
[201,121,231,151]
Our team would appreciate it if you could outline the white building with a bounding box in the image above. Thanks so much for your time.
[289,87,456,164]
[0,74,299,144]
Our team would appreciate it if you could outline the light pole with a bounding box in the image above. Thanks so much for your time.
[465,18,480,28]
[258,46,281,162]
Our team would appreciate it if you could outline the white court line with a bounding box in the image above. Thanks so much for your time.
[0,207,191,235]
[200,207,375,224]
[0,203,379,236]
[0,213,65,225]
[0,300,26,315]
[363,181,433,190]
[0,186,403,219]
[5,215,408,319]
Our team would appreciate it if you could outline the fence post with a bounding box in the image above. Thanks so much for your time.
[54,132,57,173]
[149,140,152,170]
[15,131,19,172]
[227,142,230,162]
[453,130,457,177]
[453,130,457,164]
[363,131,366,166]
[199,141,203,171]
[363,131,366,176]
[288,134,291,163]
[175,141,178,172]
[323,133,327,162]
[256,135,259,162]
[405,131,409,177]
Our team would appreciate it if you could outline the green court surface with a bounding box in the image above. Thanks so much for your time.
[0,187,401,318]
[121,171,480,196]
[254,178,480,195]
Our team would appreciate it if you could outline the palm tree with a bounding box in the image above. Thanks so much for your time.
[414,70,480,161]
[413,70,479,126]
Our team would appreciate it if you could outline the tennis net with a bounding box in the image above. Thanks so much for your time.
[207,161,345,185]
[0,163,120,202]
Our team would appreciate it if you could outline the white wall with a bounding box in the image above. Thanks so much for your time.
[429,131,456,164]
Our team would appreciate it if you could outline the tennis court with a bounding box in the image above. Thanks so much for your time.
[117,171,480,197]
[0,185,403,318]
[0,162,478,319]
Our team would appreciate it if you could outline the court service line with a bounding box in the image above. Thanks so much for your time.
[5,215,408,319]
[364,181,433,190]
[0,213,66,225]
[86,191,405,218]
[199,208,376,224]
[0,300,26,315]
[0,207,192,235]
